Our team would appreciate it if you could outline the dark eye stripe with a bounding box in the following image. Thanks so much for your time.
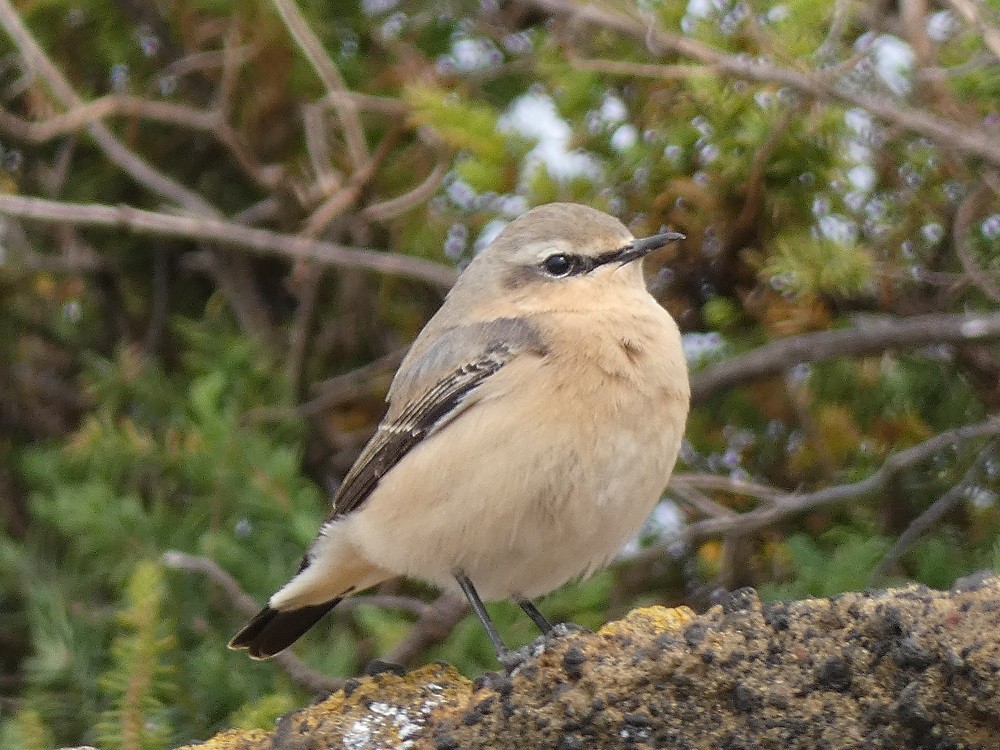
[541,253,593,277]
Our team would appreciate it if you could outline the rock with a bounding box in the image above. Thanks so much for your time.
[177,578,1000,749]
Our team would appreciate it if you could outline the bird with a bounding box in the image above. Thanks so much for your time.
[229,202,690,666]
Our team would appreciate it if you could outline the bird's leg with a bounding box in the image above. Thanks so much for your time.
[455,572,522,669]
[518,598,592,640]
[517,598,554,634]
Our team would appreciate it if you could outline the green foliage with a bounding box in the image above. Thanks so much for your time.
[96,561,175,750]
[761,530,894,600]
[763,234,873,299]
[0,709,55,750]
[5,322,333,744]
[405,85,528,162]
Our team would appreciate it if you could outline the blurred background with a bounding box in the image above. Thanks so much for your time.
[0,0,998,746]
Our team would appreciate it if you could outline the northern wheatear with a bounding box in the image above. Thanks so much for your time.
[230,202,689,665]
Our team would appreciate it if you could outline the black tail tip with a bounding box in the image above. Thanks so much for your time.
[229,599,341,659]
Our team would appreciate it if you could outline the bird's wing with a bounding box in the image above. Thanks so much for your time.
[324,316,546,523]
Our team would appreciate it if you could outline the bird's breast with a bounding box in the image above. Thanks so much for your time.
[347,296,690,600]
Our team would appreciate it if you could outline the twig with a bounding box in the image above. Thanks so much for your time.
[361,128,450,222]
[690,311,1000,403]
[727,104,800,256]
[815,0,852,64]
[671,473,789,506]
[567,54,711,79]
[0,0,217,214]
[0,194,457,288]
[668,483,737,519]
[302,102,341,197]
[0,0,283,339]
[303,126,400,238]
[163,550,465,685]
[869,440,998,583]
[642,418,1000,553]
[953,184,1000,303]
[321,90,409,116]
[384,593,469,666]
[522,0,1000,168]
[0,91,282,190]
[270,0,368,170]
[946,0,1000,59]
[162,550,261,614]
[286,268,323,398]
[163,550,344,694]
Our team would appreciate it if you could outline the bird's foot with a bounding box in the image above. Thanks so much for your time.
[497,644,533,674]
[546,621,592,639]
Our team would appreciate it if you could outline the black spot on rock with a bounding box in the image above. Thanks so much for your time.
[892,637,936,671]
[363,659,405,677]
[712,587,760,614]
[563,646,586,680]
[732,682,763,713]
[897,681,933,734]
[816,656,852,692]
[623,712,652,727]
[684,622,709,647]
[761,603,790,631]
[474,696,496,715]
[654,632,680,650]
[493,675,514,696]
[434,731,459,750]
[342,679,361,698]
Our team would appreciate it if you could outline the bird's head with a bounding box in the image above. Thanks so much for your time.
[453,203,684,310]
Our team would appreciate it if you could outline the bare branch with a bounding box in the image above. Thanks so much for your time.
[691,311,1000,403]
[522,0,1000,168]
[321,90,409,117]
[161,550,344,695]
[384,593,469,666]
[954,184,1000,303]
[0,194,457,288]
[646,418,1000,551]
[361,127,450,223]
[270,0,368,170]
[946,0,1000,59]
[164,549,467,676]
[672,473,787,506]
[568,55,711,79]
[668,483,737,519]
[302,103,341,196]
[303,126,400,238]
[869,441,999,583]
[0,95,283,189]
[0,0,219,215]
[0,0,284,339]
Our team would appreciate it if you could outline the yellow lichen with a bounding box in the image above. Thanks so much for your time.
[598,605,696,638]
[175,728,269,750]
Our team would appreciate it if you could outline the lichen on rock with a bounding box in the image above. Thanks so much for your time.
[178,577,1000,749]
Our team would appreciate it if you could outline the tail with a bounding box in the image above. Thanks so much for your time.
[228,530,390,659]
[229,599,342,659]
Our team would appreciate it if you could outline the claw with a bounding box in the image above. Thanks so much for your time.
[547,622,591,639]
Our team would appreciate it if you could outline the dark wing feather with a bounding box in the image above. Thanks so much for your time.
[328,342,514,520]
[230,318,544,659]
[321,316,545,524]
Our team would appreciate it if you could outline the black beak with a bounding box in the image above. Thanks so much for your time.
[595,231,685,267]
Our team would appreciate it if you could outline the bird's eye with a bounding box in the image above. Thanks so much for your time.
[542,253,574,277]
